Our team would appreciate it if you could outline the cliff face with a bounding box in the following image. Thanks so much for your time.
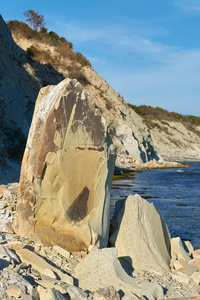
[150,120,200,161]
[81,67,160,166]
[129,105,200,161]
[2,15,199,166]
[0,15,160,167]
[0,15,41,160]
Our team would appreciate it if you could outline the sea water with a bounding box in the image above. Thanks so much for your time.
[111,161,200,249]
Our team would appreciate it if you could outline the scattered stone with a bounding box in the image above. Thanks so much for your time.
[44,268,57,279]
[21,295,35,300]
[13,261,27,273]
[183,240,194,255]
[0,185,11,198]
[92,286,120,300]
[53,245,71,259]
[188,259,200,270]
[109,194,171,273]
[67,285,88,299]
[36,279,57,289]
[6,240,24,250]
[6,284,26,298]
[191,272,200,281]
[171,274,191,285]
[0,183,199,299]
[54,283,69,294]
[16,248,74,285]
[173,259,196,275]
[192,250,200,260]
[37,286,68,299]
[80,251,87,258]
[171,237,191,261]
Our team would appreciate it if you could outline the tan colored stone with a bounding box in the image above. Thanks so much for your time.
[93,286,120,300]
[171,237,191,261]
[183,240,194,255]
[67,285,88,299]
[44,268,56,279]
[75,247,164,300]
[14,78,116,252]
[191,272,200,281]
[71,251,82,258]
[37,286,66,300]
[36,280,56,289]
[0,185,11,198]
[54,283,69,294]
[193,250,200,260]
[172,274,191,284]
[173,259,196,275]
[6,241,24,250]
[188,259,200,269]
[81,251,87,258]
[190,279,200,285]
[6,284,26,298]
[53,245,70,259]
[109,194,171,273]
[16,248,73,285]
[0,222,13,233]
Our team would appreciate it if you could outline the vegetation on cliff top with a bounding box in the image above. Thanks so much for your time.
[7,20,91,68]
[7,11,91,85]
[128,104,200,136]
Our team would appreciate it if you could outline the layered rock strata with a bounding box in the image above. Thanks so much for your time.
[14,78,116,251]
[149,120,200,161]
[82,67,161,167]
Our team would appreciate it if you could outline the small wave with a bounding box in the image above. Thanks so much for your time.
[177,169,184,173]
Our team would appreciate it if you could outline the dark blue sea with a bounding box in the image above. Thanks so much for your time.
[111,161,200,249]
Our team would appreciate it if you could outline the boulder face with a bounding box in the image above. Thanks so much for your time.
[75,247,164,299]
[109,194,171,273]
[14,78,116,252]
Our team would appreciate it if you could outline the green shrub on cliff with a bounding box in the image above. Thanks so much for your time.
[128,104,200,135]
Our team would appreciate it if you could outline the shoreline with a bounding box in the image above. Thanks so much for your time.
[0,182,200,298]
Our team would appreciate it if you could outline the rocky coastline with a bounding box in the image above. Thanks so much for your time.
[0,182,200,299]
[1,14,200,300]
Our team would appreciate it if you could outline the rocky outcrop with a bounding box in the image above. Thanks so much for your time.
[149,120,200,161]
[82,67,160,167]
[109,194,171,273]
[3,15,160,167]
[0,184,200,298]
[14,78,116,251]
[1,15,200,166]
[75,247,164,300]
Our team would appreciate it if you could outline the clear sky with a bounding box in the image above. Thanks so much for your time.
[1,0,200,116]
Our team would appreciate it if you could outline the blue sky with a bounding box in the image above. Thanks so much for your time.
[1,0,200,116]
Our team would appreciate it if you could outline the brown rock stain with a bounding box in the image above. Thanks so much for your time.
[66,187,89,223]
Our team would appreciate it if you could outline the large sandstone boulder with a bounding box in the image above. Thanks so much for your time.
[109,194,171,273]
[14,78,116,251]
[75,247,164,300]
